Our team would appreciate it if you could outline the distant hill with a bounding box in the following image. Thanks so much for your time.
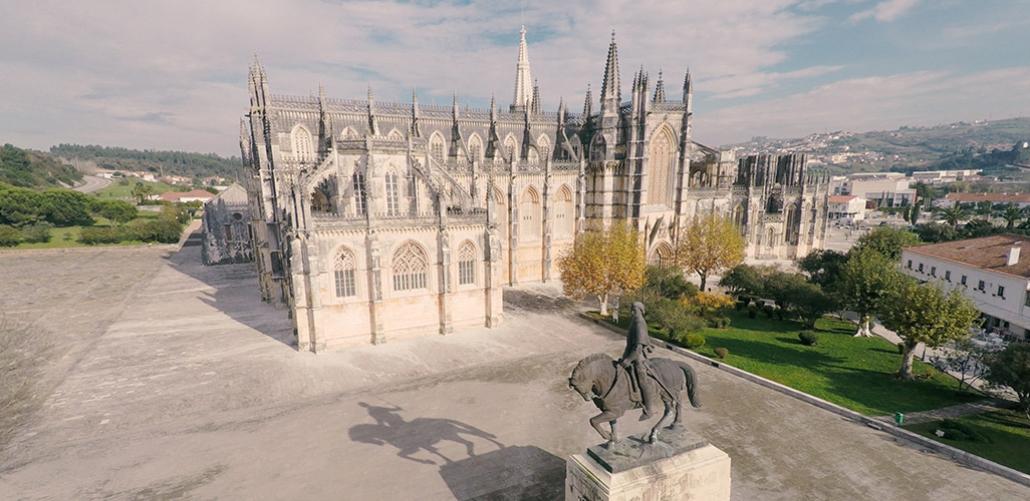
[727,117,1030,178]
[0,144,83,189]
[50,144,242,180]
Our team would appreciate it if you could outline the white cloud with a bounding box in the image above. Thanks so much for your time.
[849,0,920,23]
[700,66,1030,145]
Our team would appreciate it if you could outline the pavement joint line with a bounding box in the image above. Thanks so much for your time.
[579,312,1030,489]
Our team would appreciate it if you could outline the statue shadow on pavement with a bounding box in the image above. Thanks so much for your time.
[348,402,565,500]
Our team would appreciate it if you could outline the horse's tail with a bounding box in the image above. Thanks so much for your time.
[679,361,702,409]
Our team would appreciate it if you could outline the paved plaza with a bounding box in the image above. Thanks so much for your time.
[0,244,1028,500]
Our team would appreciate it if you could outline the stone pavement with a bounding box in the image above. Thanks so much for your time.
[1,245,1028,500]
[877,399,1015,426]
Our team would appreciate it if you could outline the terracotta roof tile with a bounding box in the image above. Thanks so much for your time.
[906,234,1030,278]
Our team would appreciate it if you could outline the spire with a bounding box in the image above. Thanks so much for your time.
[489,93,497,122]
[410,89,421,138]
[367,85,380,136]
[511,25,534,112]
[531,80,541,114]
[582,83,593,118]
[653,69,666,104]
[452,92,459,119]
[682,68,692,102]
[600,30,621,115]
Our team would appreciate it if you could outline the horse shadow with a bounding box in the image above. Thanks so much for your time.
[348,402,565,499]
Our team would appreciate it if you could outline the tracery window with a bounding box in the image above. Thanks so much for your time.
[647,126,676,207]
[352,172,367,216]
[385,172,400,216]
[537,136,551,163]
[430,133,447,164]
[520,187,541,240]
[334,249,357,298]
[457,241,476,285]
[555,185,574,236]
[504,136,518,161]
[392,243,428,291]
[468,135,483,163]
[292,126,314,162]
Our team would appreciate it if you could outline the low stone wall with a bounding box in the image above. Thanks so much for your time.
[580,313,1030,489]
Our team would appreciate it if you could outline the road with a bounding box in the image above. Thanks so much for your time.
[72,174,111,193]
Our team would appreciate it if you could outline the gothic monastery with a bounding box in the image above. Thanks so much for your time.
[239,28,831,351]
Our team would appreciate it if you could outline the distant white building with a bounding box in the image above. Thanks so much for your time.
[841,172,915,207]
[934,192,1030,209]
[827,194,867,222]
[910,169,980,185]
[901,235,1030,340]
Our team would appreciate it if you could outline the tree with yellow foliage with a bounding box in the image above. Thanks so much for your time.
[558,222,645,316]
[676,215,745,291]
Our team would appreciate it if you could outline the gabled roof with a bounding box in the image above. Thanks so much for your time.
[906,235,1030,278]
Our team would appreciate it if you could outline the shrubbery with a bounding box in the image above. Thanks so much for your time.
[679,333,706,350]
[0,184,94,227]
[20,222,51,243]
[79,226,124,245]
[90,199,137,223]
[798,331,819,346]
[714,347,729,359]
[77,204,186,245]
[0,225,20,246]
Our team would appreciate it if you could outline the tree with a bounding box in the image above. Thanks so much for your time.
[879,280,981,380]
[912,223,957,243]
[939,206,965,229]
[999,205,1023,230]
[783,281,838,328]
[90,199,138,223]
[643,265,696,300]
[835,248,904,337]
[675,215,744,291]
[798,250,848,288]
[930,338,993,391]
[558,222,645,316]
[851,226,920,261]
[131,182,154,204]
[908,203,921,225]
[974,200,993,219]
[985,343,1030,421]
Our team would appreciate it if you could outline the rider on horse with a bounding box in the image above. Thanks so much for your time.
[619,302,660,418]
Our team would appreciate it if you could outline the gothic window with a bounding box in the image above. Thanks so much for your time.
[334,249,357,298]
[555,185,574,236]
[292,125,314,162]
[392,242,428,291]
[504,136,518,161]
[352,172,367,216]
[647,126,676,207]
[651,242,674,268]
[766,227,776,249]
[520,187,541,240]
[537,135,551,162]
[590,134,606,161]
[527,148,539,165]
[430,133,447,164]
[341,127,359,140]
[732,204,746,235]
[385,172,400,216]
[467,134,483,163]
[387,128,404,141]
[458,241,476,285]
[310,178,335,214]
[785,205,800,245]
[408,172,419,212]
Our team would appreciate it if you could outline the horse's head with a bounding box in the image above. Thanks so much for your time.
[568,367,591,402]
[569,353,613,402]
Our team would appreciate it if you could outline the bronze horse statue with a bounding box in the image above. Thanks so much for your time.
[569,353,701,446]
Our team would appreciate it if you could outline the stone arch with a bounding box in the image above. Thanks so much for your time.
[467,133,484,163]
[649,242,675,268]
[392,241,429,291]
[647,124,677,207]
[387,128,404,140]
[291,124,314,162]
[340,126,360,140]
[520,186,541,240]
[503,134,518,162]
[527,147,540,166]
[766,226,776,249]
[333,246,358,298]
[429,131,447,164]
[732,203,746,234]
[554,184,574,236]
[537,134,551,161]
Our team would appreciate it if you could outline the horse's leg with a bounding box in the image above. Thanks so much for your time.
[647,400,673,444]
[666,398,683,430]
[609,419,619,446]
[590,412,615,442]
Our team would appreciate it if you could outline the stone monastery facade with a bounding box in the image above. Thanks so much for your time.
[239,28,831,352]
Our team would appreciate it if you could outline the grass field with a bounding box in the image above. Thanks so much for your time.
[598,310,981,416]
[94,179,184,200]
[906,409,1030,474]
[12,212,165,250]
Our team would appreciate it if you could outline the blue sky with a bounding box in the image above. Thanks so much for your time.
[1,0,1028,156]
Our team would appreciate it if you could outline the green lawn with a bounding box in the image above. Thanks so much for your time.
[95,180,182,200]
[906,409,1030,474]
[12,213,169,249]
[598,310,982,416]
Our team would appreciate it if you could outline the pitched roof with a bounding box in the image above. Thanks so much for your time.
[906,234,1030,278]
[210,183,248,205]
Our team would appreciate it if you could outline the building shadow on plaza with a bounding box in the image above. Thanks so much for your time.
[348,402,565,500]
[164,232,296,348]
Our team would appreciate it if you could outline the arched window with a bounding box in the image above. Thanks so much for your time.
[651,242,674,268]
[766,227,776,249]
[334,248,357,297]
[537,135,551,162]
[429,133,447,164]
[590,134,606,161]
[311,188,330,213]
[555,185,574,236]
[504,136,518,161]
[387,128,404,141]
[352,172,367,216]
[385,172,400,216]
[392,242,428,291]
[520,187,541,240]
[292,125,314,162]
[341,127,359,140]
[647,126,676,207]
[467,134,483,163]
[732,203,746,235]
[527,148,539,165]
[457,241,476,285]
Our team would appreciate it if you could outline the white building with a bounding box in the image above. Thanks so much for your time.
[827,194,866,222]
[934,192,1030,209]
[841,172,915,207]
[901,235,1030,340]
[910,169,980,185]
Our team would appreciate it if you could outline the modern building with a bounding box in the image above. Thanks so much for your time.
[239,28,831,352]
[159,189,215,203]
[839,172,915,207]
[909,169,981,185]
[202,184,253,265]
[934,192,1030,209]
[826,195,866,222]
[901,235,1030,340]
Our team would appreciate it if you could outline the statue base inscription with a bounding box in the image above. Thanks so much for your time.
[565,429,730,501]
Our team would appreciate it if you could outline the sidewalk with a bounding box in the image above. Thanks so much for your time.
[876,399,1015,426]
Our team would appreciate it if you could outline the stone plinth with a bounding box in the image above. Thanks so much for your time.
[565,429,731,501]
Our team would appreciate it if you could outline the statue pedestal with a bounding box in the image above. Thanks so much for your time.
[565,429,731,501]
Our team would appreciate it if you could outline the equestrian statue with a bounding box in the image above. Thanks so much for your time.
[568,302,702,446]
